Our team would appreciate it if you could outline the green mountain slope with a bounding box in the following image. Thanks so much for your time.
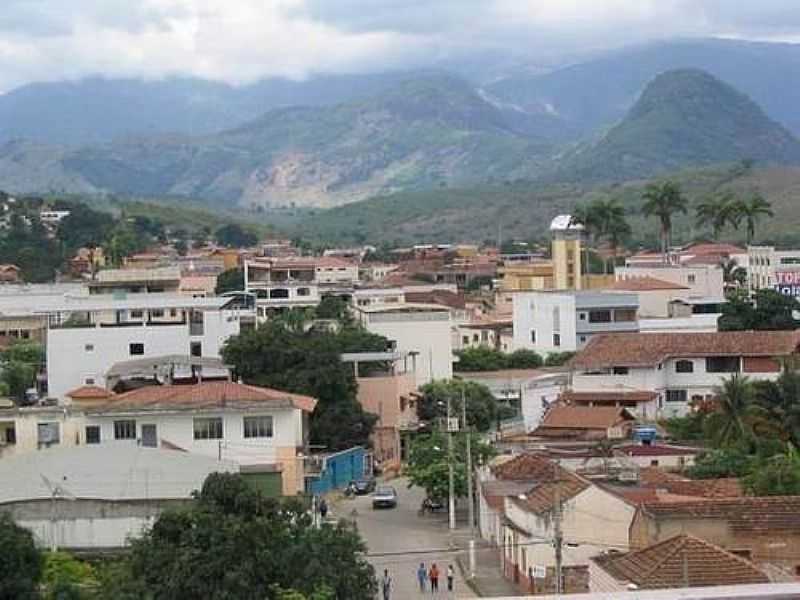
[554,69,800,182]
[13,75,551,208]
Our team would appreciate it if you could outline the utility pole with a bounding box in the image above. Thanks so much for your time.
[553,460,563,595]
[447,393,456,531]
[463,387,474,536]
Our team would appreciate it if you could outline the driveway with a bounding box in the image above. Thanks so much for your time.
[335,478,477,599]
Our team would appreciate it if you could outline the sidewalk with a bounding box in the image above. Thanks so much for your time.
[451,528,519,597]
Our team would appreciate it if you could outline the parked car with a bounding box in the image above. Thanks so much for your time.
[352,478,376,495]
[372,486,398,509]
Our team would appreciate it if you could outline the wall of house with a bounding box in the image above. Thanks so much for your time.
[636,289,688,318]
[316,265,359,285]
[47,309,240,401]
[616,265,724,299]
[512,292,577,353]
[362,311,452,385]
[308,447,367,495]
[0,409,84,458]
[521,375,568,431]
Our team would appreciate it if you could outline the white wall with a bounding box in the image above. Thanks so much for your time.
[362,310,453,385]
[20,515,155,549]
[513,292,577,353]
[616,265,723,299]
[83,409,302,466]
[47,309,240,401]
[521,374,568,431]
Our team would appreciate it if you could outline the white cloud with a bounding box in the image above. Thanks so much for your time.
[0,0,797,91]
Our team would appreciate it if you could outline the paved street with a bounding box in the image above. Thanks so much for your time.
[335,478,478,599]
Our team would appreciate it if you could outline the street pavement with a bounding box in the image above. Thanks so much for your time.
[334,478,478,600]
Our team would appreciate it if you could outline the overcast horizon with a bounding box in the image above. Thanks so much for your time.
[0,0,799,92]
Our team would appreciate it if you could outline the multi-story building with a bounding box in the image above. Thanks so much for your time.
[314,256,360,286]
[87,266,182,295]
[749,245,800,294]
[550,215,584,290]
[43,294,248,401]
[616,264,724,301]
[244,258,321,320]
[512,290,639,354]
[567,330,799,418]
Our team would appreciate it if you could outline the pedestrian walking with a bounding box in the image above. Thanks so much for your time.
[381,569,392,600]
[429,563,440,593]
[319,498,328,520]
[446,564,454,592]
[417,563,428,592]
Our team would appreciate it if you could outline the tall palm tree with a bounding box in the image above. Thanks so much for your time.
[704,373,772,449]
[695,192,737,240]
[641,181,689,262]
[736,193,774,245]
[570,202,605,277]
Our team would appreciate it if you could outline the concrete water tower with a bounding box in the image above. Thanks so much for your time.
[550,215,584,290]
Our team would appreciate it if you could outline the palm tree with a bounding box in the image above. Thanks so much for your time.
[704,374,772,449]
[695,192,737,240]
[735,193,774,245]
[641,181,689,262]
[721,258,748,293]
[598,199,631,274]
[570,202,604,277]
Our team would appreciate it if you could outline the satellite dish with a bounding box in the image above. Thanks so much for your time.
[40,474,77,501]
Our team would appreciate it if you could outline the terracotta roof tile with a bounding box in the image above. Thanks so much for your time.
[66,385,114,400]
[536,406,635,430]
[610,276,689,291]
[640,496,800,533]
[596,534,768,589]
[514,476,590,515]
[615,444,700,457]
[87,381,317,413]
[561,390,658,405]
[491,453,564,481]
[639,466,686,486]
[570,331,800,370]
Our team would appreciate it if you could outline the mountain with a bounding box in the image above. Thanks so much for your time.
[0,75,551,207]
[0,71,434,146]
[554,69,800,182]
[485,38,800,139]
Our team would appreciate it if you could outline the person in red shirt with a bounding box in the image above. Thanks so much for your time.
[429,563,440,593]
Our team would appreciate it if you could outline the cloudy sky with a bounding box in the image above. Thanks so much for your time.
[0,0,798,91]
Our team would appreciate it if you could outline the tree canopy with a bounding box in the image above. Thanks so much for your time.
[416,379,511,433]
[112,473,376,600]
[215,223,258,248]
[0,513,42,600]
[214,268,244,295]
[222,321,388,451]
[454,347,543,372]
[718,289,799,331]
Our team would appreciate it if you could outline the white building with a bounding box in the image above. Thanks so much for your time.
[749,245,800,294]
[512,290,639,354]
[44,295,248,401]
[39,210,71,224]
[355,303,453,385]
[616,264,724,301]
[80,381,316,495]
[244,258,321,320]
[568,331,798,418]
[314,256,360,286]
[0,445,237,549]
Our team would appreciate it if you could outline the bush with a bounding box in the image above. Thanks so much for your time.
[544,351,576,367]
[0,513,42,600]
[507,349,543,369]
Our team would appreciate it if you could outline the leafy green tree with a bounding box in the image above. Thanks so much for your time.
[544,351,576,366]
[56,204,116,252]
[663,412,708,441]
[641,180,689,259]
[214,268,245,295]
[0,213,62,282]
[744,446,800,496]
[314,295,353,325]
[454,347,508,371]
[507,349,543,369]
[570,202,604,275]
[753,368,800,447]
[735,193,774,245]
[721,258,748,292]
[686,447,754,479]
[703,374,773,449]
[1,361,36,401]
[600,199,632,274]
[106,223,148,267]
[719,289,799,331]
[416,380,501,433]
[215,224,258,248]
[115,473,376,600]
[0,513,42,600]
[42,551,98,600]
[222,322,386,450]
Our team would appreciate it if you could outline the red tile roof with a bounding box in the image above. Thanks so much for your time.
[637,467,743,498]
[596,534,769,589]
[491,453,565,481]
[87,381,317,413]
[405,290,466,310]
[610,276,689,291]
[615,444,700,457]
[639,496,800,533]
[683,243,746,256]
[561,390,658,405]
[570,331,800,369]
[66,385,114,400]
[513,475,590,516]
[537,406,636,430]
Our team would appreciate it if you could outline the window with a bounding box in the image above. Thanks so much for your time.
[553,333,561,347]
[114,420,137,440]
[612,366,629,375]
[579,313,586,320]
[579,335,587,343]
[170,308,178,317]
[530,330,536,343]
[297,287,310,297]
[462,336,469,345]
[84,344,94,352]
[687,274,696,284]
[650,460,659,467]
[194,417,223,440]
[190,342,202,357]
[666,389,688,403]
[481,331,489,342]
[675,360,694,373]
[84,377,95,385]
[85,426,100,444]
[588,310,611,323]
[129,343,145,356]
[37,422,60,446]
[130,310,144,319]
[706,357,740,373]
[552,307,561,331]
[244,416,273,438]
[150,309,164,319]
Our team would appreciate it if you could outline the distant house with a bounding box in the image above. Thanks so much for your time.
[0,264,20,283]
[568,331,800,418]
[532,406,636,441]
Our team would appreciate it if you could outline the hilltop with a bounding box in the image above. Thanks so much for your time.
[554,69,800,182]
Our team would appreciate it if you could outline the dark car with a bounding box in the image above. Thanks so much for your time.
[372,486,398,509]
[352,478,376,495]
